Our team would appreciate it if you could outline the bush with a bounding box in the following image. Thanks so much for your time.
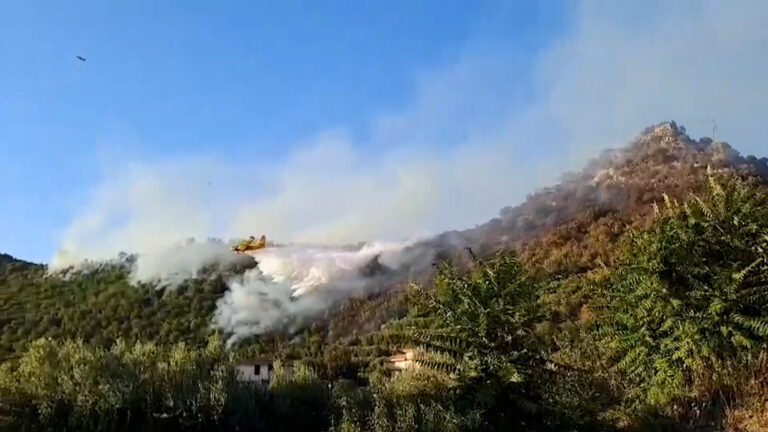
[594,177,768,412]
[0,335,237,431]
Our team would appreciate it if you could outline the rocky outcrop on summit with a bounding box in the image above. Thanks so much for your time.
[428,121,768,272]
[582,121,768,187]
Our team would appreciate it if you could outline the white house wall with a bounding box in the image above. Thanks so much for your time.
[237,364,271,382]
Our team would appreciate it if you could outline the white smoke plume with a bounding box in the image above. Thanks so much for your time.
[128,240,244,288]
[213,241,433,343]
[51,238,246,289]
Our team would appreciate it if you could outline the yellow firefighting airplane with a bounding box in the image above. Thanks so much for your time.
[232,235,267,254]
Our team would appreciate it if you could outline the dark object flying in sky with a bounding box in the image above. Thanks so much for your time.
[76,56,86,62]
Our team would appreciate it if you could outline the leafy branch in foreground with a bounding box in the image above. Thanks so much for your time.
[594,176,768,409]
[395,253,544,384]
[380,253,559,429]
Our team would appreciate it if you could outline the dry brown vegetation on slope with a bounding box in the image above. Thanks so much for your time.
[451,121,768,270]
[326,121,768,339]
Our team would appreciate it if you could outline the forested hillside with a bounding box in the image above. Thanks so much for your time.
[0,255,257,360]
[2,122,768,430]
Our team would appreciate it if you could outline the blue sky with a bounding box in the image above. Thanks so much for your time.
[3,1,768,264]
[1,1,566,262]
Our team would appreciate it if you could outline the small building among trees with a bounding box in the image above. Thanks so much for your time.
[236,356,274,384]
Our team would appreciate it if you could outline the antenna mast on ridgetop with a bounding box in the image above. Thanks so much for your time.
[711,118,717,142]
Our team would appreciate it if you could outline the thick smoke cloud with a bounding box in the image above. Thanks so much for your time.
[213,242,425,343]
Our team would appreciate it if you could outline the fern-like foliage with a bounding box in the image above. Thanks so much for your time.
[390,253,544,384]
[593,176,768,409]
[379,252,553,432]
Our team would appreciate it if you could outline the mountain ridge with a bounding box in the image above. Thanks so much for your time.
[419,121,768,272]
[323,121,768,340]
[2,121,768,354]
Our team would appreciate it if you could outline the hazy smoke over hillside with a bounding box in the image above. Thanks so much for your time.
[53,1,768,266]
[49,1,768,340]
[128,241,243,288]
[51,240,243,287]
[52,236,438,342]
